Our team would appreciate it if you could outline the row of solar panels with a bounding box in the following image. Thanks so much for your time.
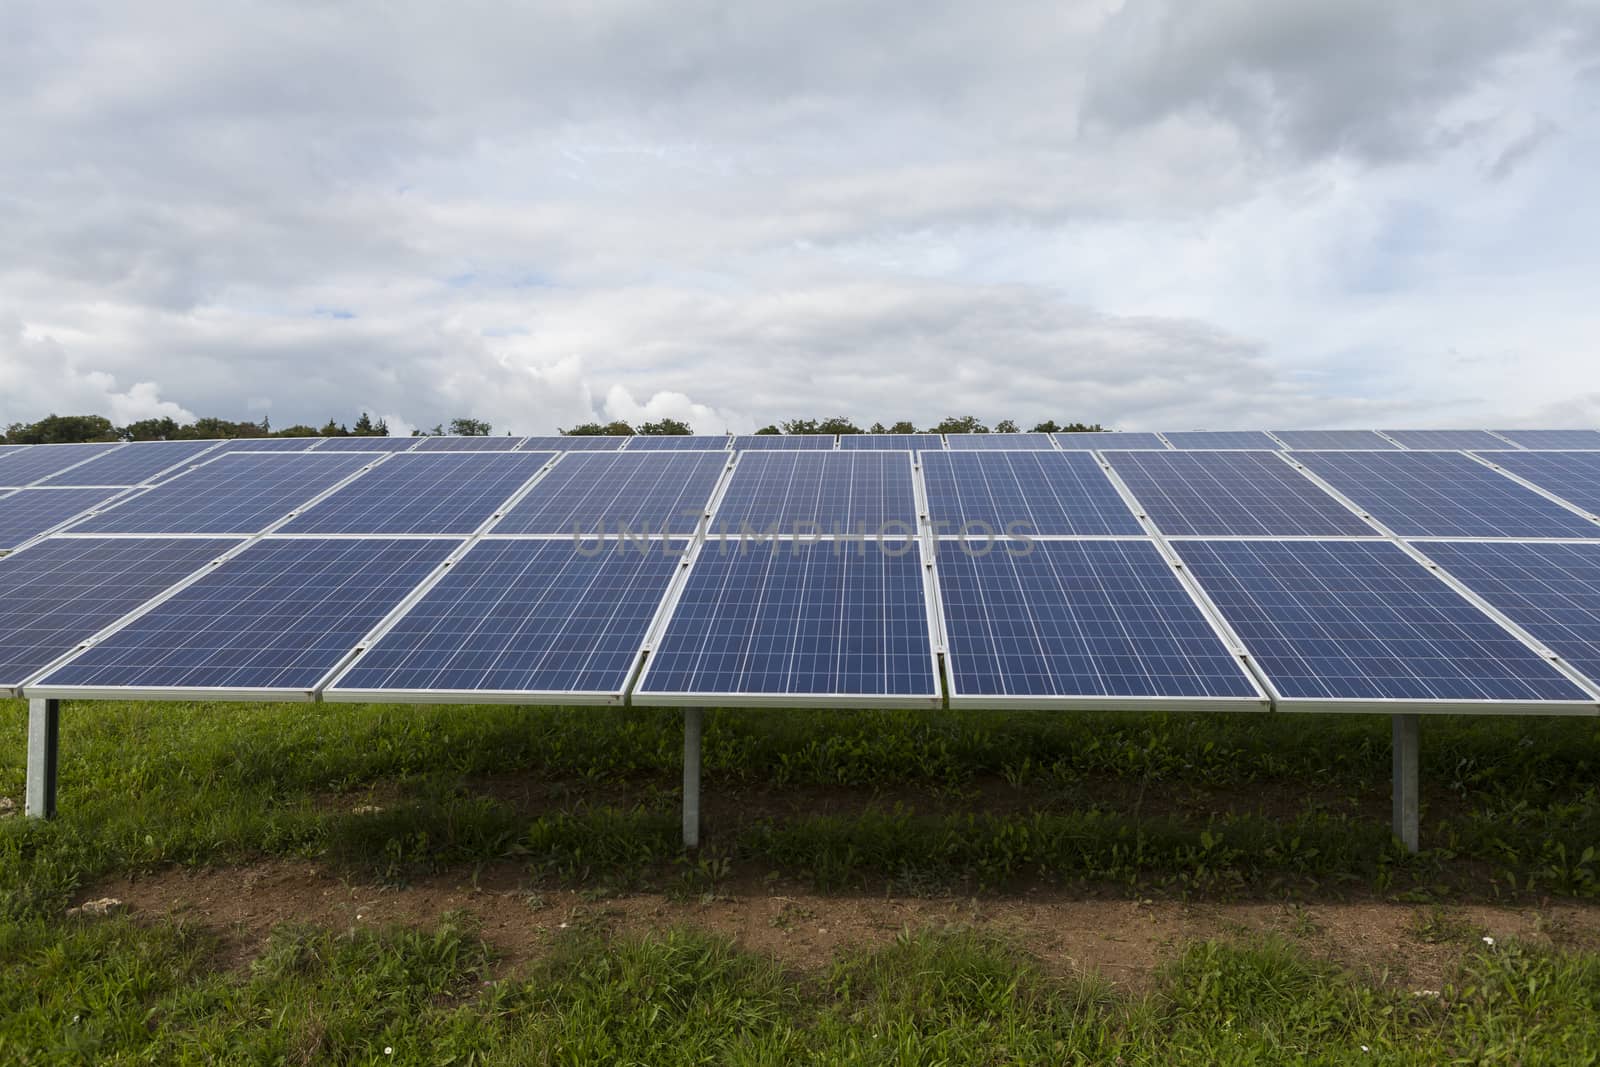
[4,427,1599,492]
[3,444,1600,715]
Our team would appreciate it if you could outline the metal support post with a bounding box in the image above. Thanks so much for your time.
[683,706,703,848]
[26,697,60,820]
[1392,713,1419,853]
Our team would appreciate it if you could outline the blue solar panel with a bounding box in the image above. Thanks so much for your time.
[519,436,628,451]
[625,435,732,451]
[314,437,420,452]
[1272,430,1401,451]
[921,451,1142,537]
[1173,539,1589,705]
[0,443,125,486]
[0,537,236,689]
[329,539,680,700]
[1292,451,1600,538]
[1055,432,1169,450]
[637,540,936,702]
[713,452,916,533]
[839,434,945,451]
[1490,430,1600,450]
[494,451,727,535]
[36,440,222,486]
[1475,451,1600,515]
[281,452,555,534]
[214,437,326,451]
[1161,431,1281,450]
[1382,429,1511,450]
[944,433,1055,450]
[1421,541,1600,689]
[1105,451,1375,536]
[733,435,836,450]
[71,453,375,535]
[0,489,126,549]
[938,539,1260,704]
[412,436,528,451]
[34,537,457,695]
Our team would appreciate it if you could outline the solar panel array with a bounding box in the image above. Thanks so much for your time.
[5,429,1600,713]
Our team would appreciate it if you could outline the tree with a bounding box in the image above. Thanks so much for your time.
[754,425,782,435]
[994,419,1019,434]
[888,421,917,434]
[319,419,350,437]
[929,415,987,435]
[638,418,692,435]
[449,417,492,436]
[816,417,862,435]
[4,414,117,443]
[121,416,183,441]
[1058,422,1103,433]
[780,418,820,435]
[276,424,321,437]
[563,421,635,436]
[352,412,388,437]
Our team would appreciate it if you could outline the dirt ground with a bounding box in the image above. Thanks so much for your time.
[85,860,1600,992]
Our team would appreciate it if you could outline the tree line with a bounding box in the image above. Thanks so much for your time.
[3,411,1105,444]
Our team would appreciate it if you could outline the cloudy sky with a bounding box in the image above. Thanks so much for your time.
[3,1,1598,436]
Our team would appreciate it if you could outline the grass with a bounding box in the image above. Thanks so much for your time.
[5,698,1600,1058]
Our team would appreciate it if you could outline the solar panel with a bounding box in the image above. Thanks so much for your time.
[1271,430,1402,451]
[839,434,945,451]
[31,537,458,698]
[1382,429,1511,450]
[280,452,555,535]
[625,435,733,451]
[732,435,836,450]
[635,540,937,704]
[35,440,222,487]
[1490,430,1600,450]
[1104,451,1375,536]
[494,451,727,536]
[412,436,528,451]
[1054,432,1169,450]
[0,443,125,486]
[944,433,1055,450]
[937,539,1262,707]
[214,437,326,452]
[314,437,420,452]
[1420,540,1600,690]
[1172,539,1591,708]
[327,539,681,702]
[1160,431,1281,450]
[70,453,376,535]
[1476,451,1600,516]
[0,489,127,550]
[921,451,1142,537]
[0,537,236,691]
[712,451,916,533]
[1292,451,1600,538]
[519,436,628,451]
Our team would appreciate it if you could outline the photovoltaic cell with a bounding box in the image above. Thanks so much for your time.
[281,452,555,534]
[34,538,458,695]
[329,539,680,700]
[944,433,1055,450]
[1382,429,1511,450]
[214,438,326,452]
[0,489,127,549]
[921,451,1141,537]
[1173,539,1589,705]
[1490,430,1600,450]
[938,539,1260,703]
[71,453,376,535]
[494,451,727,535]
[518,436,628,451]
[732,435,836,450]
[1161,431,1281,450]
[1105,451,1375,536]
[37,440,221,486]
[412,436,529,451]
[626,436,732,451]
[1421,540,1600,688]
[839,434,945,451]
[637,540,936,701]
[314,437,421,452]
[713,452,916,532]
[1055,432,1169,450]
[0,443,125,486]
[0,537,236,689]
[1474,451,1600,515]
[1271,430,1401,450]
[1292,451,1600,538]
